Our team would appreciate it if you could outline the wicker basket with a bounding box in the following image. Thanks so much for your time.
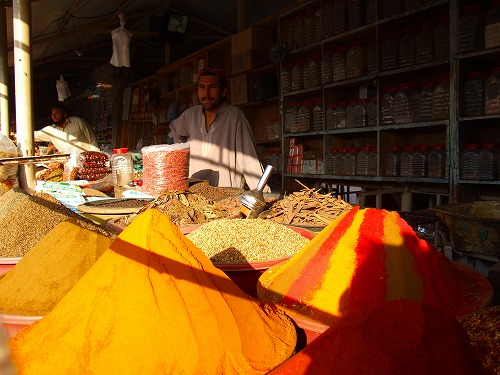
[430,201,500,256]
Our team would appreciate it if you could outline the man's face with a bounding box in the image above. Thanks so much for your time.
[198,76,226,111]
[51,108,67,126]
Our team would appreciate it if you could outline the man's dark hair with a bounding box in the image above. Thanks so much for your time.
[197,67,228,90]
[52,102,68,114]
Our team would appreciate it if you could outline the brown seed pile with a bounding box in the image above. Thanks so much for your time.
[186,219,310,263]
[0,192,115,258]
[84,198,152,209]
[188,181,243,200]
[458,306,500,374]
[0,187,30,222]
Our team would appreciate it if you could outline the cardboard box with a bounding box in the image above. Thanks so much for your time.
[231,49,270,75]
[231,27,274,55]
[230,75,249,105]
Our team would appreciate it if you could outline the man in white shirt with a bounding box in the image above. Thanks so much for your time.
[34,102,99,153]
[170,68,265,189]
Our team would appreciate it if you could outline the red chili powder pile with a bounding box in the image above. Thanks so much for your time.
[267,299,488,375]
[9,208,297,375]
[257,207,493,326]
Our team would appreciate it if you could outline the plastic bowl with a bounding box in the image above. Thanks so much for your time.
[0,313,42,338]
[0,257,21,276]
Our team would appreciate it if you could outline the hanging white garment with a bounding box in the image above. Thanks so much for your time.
[56,75,71,101]
[110,26,132,67]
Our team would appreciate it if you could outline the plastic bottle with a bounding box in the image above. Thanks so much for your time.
[399,146,414,177]
[461,144,480,179]
[356,147,369,175]
[312,98,325,130]
[333,0,348,35]
[281,63,292,94]
[326,102,336,129]
[294,12,305,49]
[434,16,450,61]
[286,16,295,51]
[418,80,435,122]
[478,143,497,180]
[458,4,485,54]
[382,32,400,71]
[367,38,378,74]
[463,71,486,117]
[345,100,358,128]
[346,42,367,79]
[416,23,434,64]
[366,95,378,127]
[485,0,500,49]
[291,60,304,91]
[381,86,398,125]
[366,0,377,24]
[382,0,403,18]
[314,7,323,42]
[323,0,335,38]
[326,148,337,174]
[296,100,313,132]
[366,147,377,176]
[302,58,311,89]
[398,27,417,67]
[385,146,401,176]
[411,145,427,177]
[353,98,368,127]
[332,45,348,81]
[394,82,417,124]
[333,148,346,175]
[344,148,357,176]
[111,147,134,187]
[348,0,363,30]
[285,102,301,133]
[427,144,446,178]
[334,101,347,128]
[303,7,316,46]
[321,49,334,84]
[431,76,450,120]
[308,53,321,87]
[484,67,500,115]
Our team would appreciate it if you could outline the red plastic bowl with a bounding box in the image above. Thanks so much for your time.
[0,313,42,338]
[0,257,21,276]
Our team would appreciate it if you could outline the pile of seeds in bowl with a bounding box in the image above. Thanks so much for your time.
[185,219,311,263]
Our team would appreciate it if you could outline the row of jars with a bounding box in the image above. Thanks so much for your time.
[325,147,377,176]
[282,42,373,93]
[385,145,446,178]
[458,2,500,54]
[265,149,283,173]
[381,17,450,71]
[463,68,500,116]
[382,77,449,125]
[461,143,499,181]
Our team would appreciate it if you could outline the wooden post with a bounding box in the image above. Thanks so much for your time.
[0,7,9,137]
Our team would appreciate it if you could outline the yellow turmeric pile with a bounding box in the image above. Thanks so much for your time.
[9,209,297,375]
[0,218,112,316]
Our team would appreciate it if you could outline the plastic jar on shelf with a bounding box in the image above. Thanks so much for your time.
[394,82,417,124]
[343,148,358,176]
[431,76,450,120]
[280,63,292,94]
[333,148,346,175]
[353,98,368,127]
[463,71,486,117]
[294,12,305,49]
[291,60,304,91]
[385,146,401,176]
[326,102,336,129]
[302,58,311,89]
[348,0,363,30]
[434,16,450,61]
[382,32,400,71]
[485,0,500,49]
[314,7,323,42]
[367,38,378,74]
[312,98,325,131]
[411,145,427,178]
[398,27,417,67]
[382,0,403,18]
[366,0,377,24]
[111,147,134,187]
[333,0,348,35]
[345,100,358,128]
[381,86,398,125]
[326,148,336,174]
[284,102,301,133]
[323,0,335,38]
[334,101,347,128]
[418,80,435,122]
[478,143,498,180]
[400,146,414,177]
[458,4,485,54]
[461,144,480,180]
[296,100,313,133]
[427,144,446,178]
[366,95,378,127]
[366,147,377,176]
[332,45,348,81]
[485,66,500,115]
[286,16,295,51]
[308,53,322,87]
[416,23,434,64]
[303,7,316,46]
[346,42,367,79]
[356,147,369,175]
[321,49,334,84]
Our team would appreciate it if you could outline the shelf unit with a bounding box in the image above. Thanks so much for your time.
[277,0,500,209]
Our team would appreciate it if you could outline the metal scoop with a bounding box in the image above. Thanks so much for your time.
[240,165,274,219]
